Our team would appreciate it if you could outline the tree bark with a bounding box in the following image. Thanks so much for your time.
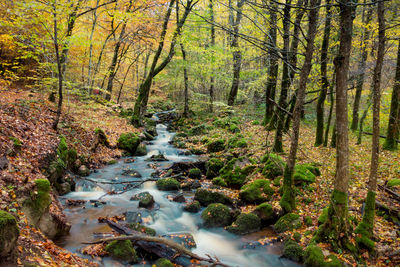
[384,39,400,150]
[181,43,190,117]
[280,0,321,213]
[209,0,215,112]
[227,0,245,106]
[270,0,291,153]
[356,1,385,250]
[52,2,63,130]
[263,0,279,125]
[324,73,335,146]
[351,4,373,131]
[317,0,355,249]
[315,0,332,146]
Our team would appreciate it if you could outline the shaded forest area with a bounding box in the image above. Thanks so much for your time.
[0,0,400,266]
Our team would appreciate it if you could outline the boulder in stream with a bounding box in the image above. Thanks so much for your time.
[172,193,185,203]
[124,211,143,224]
[78,165,90,176]
[148,153,168,162]
[201,203,232,227]
[131,192,155,209]
[181,180,201,191]
[226,213,261,235]
[183,201,201,213]
[156,178,180,191]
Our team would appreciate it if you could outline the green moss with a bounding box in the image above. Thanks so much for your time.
[94,128,110,146]
[127,223,156,236]
[135,143,147,156]
[273,177,281,186]
[188,168,202,179]
[194,189,231,206]
[304,216,313,227]
[283,239,303,262]
[207,139,225,153]
[332,189,347,205]
[325,255,344,267]
[155,258,174,267]
[239,179,274,204]
[156,178,180,191]
[261,153,286,178]
[201,203,232,227]
[253,202,274,222]
[318,207,329,225]
[252,120,260,125]
[293,164,318,184]
[206,158,224,179]
[227,135,248,148]
[226,213,261,235]
[355,192,376,251]
[105,240,137,262]
[117,133,140,155]
[274,213,301,233]
[387,178,400,187]
[0,211,19,257]
[212,177,227,187]
[293,232,302,242]
[356,235,374,251]
[189,124,206,136]
[107,159,117,165]
[303,245,324,267]
[24,179,52,221]
[184,201,201,213]
[229,124,240,133]
[9,136,22,149]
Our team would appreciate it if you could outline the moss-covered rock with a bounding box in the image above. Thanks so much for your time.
[227,135,247,148]
[206,158,224,179]
[105,240,137,262]
[212,177,227,187]
[156,178,180,191]
[127,223,156,236]
[131,192,155,208]
[201,203,232,227]
[325,255,344,267]
[188,168,202,179]
[226,213,261,235]
[273,213,301,233]
[283,239,304,262]
[207,139,225,153]
[303,245,324,267]
[229,124,240,133]
[194,189,232,206]
[117,132,140,155]
[318,207,329,225]
[253,202,275,223]
[155,258,174,267]
[239,179,274,204]
[183,201,201,213]
[0,211,19,257]
[189,124,206,136]
[261,153,286,178]
[24,179,52,223]
[135,143,147,156]
[293,164,320,184]
[304,216,313,227]
[219,158,256,189]
[94,128,110,147]
[387,178,400,187]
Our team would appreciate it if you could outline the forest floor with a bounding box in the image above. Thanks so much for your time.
[1,86,399,266]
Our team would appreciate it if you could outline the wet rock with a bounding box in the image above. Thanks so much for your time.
[124,158,135,163]
[155,258,173,267]
[105,240,138,262]
[181,180,202,191]
[183,201,201,213]
[124,211,143,224]
[117,132,140,155]
[127,222,156,236]
[148,153,168,162]
[201,203,232,227]
[162,233,196,249]
[122,168,142,178]
[194,188,232,206]
[90,200,107,207]
[65,199,87,206]
[253,203,277,224]
[78,165,90,176]
[0,211,19,257]
[131,192,155,209]
[156,178,180,191]
[0,155,8,170]
[172,193,185,203]
[58,182,71,195]
[226,213,261,235]
[135,143,147,156]
[188,168,202,179]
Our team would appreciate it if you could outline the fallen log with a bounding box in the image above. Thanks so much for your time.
[379,185,400,202]
[85,219,231,267]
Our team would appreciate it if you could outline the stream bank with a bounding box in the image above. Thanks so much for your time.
[58,111,298,267]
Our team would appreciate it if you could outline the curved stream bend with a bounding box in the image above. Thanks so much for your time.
[59,112,298,267]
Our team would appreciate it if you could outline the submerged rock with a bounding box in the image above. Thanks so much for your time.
[122,168,142,178]
[124,211,143,224]
[163,233,196,249]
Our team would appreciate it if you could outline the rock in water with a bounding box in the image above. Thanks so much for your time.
[122,168,142,178]
[78,165,90,176]
[172,193,185,203]
[131,192,155,209]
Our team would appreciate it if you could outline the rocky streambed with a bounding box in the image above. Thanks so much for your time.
[57,112,298,267]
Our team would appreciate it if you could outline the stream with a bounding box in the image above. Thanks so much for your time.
[58,112,298,267]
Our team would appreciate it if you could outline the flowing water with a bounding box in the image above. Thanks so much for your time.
[58,112,298,267]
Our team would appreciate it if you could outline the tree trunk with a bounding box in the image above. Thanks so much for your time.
[52,4,63,130]
[316,0,355,250]
[280,0,321,213]
[227,0,245,106]
[356,0,385,250]
[315,0,332,146]
[270,0,292,153]
[384,39,400,150]
[351,4,373,131]
[180,43,190,117]
[87,0,100,92]
[209,0,215,112]
[324,74,335,147]
[263,0,278,125]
